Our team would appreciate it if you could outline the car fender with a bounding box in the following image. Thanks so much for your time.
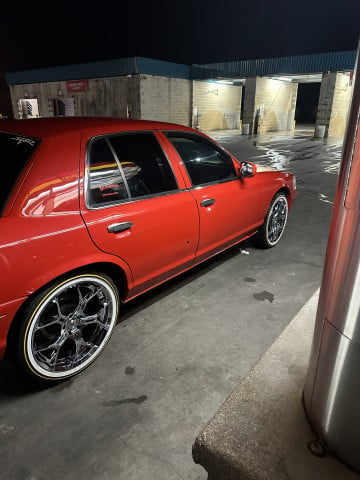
[0,218,133,305]
[256,172,294,216]
[21,250,133,299]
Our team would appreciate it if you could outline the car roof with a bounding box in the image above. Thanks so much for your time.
[0,117,195,140]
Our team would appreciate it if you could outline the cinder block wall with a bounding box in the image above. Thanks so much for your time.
[193,81,242,131]
[79,77,141,118]
[10,82,53,118]
[329,73,353,136]
[255,78,298,133]
[9,76,141,119]
[316,73,337,132]
[316,72,352,137]
[139,75,191,126]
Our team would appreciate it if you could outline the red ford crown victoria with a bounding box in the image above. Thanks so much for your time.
[0,117,296,384]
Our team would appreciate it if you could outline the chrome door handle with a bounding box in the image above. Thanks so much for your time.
[107,222,133,233]
[200,198,215,207]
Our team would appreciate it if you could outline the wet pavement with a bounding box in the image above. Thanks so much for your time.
[211,126,343,205]
[0,126,345,480]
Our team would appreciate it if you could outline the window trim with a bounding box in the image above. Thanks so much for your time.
[188,176,240,190]
[106,137,131,198]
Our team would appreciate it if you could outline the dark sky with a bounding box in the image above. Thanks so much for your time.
[2,0,360,74]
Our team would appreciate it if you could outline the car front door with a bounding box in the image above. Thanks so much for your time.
[80,131,199,297]
[164,132,261,262]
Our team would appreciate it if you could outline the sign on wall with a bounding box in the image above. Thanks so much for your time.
[66,80,88,93]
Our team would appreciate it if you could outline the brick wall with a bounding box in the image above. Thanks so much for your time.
[79,76,140,118]
[255,78,298,133]
[329,73,352,136]
[9,76,141,119]
[242,78,297,134]
[316,73,337,132]
[193,81,242,131]
[139,75,191,125]
[10,83,45,118]
[316,72,353,137]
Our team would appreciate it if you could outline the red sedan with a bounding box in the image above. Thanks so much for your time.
[0,117,296,384]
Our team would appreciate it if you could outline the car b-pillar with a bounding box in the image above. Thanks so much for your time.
[303,45,360,472]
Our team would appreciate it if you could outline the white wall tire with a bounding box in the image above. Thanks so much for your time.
[252,193,288,249]
[18,272,119,383]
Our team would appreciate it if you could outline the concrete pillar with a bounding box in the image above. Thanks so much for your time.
[316,72,353,137]
[242,77,298,134]
[242,78,257,134]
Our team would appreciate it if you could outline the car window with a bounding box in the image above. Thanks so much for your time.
[109,133,178,197]
[87,133,178,208]
[0,132,40,215]
[166,132,236,186]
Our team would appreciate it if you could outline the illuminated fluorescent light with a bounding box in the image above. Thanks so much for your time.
[272,76,293,82]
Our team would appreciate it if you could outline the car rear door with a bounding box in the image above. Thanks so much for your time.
[80,131,199,297]
[164,132,261,262]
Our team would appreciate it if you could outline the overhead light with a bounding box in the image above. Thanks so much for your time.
[271,76,293,82]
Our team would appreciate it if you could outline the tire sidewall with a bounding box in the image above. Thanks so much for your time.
[264,194,288,247]
[19,272,119,383]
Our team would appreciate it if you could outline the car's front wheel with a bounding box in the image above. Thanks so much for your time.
[252,193,288,248]
[16,272,119,384]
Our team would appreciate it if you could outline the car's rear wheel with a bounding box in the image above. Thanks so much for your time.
[252,193,288,248]
[16,272,119,384]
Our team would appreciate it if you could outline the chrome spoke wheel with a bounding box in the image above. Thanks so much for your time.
[266,195,288,246]
[252,193,289,249]
[23,273,119,380]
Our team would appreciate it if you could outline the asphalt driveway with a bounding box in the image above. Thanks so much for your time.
[0,126,344,480]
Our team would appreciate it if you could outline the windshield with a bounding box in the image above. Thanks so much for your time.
[0,132,40,215]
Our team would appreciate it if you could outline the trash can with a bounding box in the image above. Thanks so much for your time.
[303,47,360,472]
[242,123,250,135]
[315,124,326,138]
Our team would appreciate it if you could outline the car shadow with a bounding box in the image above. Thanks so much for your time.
[119,240,251,322]
[0,361,41,396]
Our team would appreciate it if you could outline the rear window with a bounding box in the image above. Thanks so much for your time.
[0,132,40,214]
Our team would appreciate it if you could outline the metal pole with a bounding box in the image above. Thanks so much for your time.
[303,43,360,471]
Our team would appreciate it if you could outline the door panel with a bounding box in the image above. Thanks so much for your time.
[190,178,260,260]
[82,193,199,295]
[164,131,261,260]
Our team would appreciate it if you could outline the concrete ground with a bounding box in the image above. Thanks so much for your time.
[192,289,360,479]
[0,126,344,480]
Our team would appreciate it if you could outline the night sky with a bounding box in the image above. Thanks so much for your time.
[1,0,360,74]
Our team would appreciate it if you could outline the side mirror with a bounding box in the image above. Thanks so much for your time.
[240,162,257,178]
